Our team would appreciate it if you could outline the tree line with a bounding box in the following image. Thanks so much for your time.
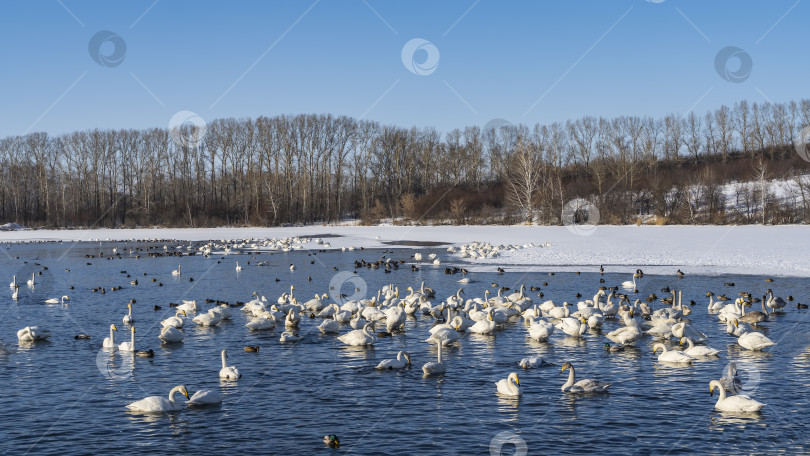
[1,98,809,229]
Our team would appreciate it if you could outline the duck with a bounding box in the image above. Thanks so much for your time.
[708,380,765,412]
[323,435,340,448]
[244,346,260,353]
[136,349,154,358]
[219,349,241,379]
[652,343,692,364]
[126,385,189,413]
[495,372,521,396]
[679,337,720,357]
[102,324,118,349]
[376,351,411,370]
[560,362,610,392]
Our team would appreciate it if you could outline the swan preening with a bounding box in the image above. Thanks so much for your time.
[188,389,222,405]
[495,372,521,396]
[127,385,189,413]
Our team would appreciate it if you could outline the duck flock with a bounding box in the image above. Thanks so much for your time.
[7,237,794,425]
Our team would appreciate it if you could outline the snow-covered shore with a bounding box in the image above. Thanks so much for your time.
[0,225,807,277]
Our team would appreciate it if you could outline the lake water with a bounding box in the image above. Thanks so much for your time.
[1,240,809,455]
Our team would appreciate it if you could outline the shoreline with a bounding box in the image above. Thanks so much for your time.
[1,224,808,277]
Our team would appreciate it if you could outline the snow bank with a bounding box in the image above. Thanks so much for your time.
[0,224,807,277]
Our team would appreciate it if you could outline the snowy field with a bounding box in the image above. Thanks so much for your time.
[1,224,808,277]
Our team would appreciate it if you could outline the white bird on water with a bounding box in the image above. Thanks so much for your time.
[126,385,189,413]
[219,349,241,380]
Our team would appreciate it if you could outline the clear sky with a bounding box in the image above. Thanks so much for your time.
[0,0,807,138]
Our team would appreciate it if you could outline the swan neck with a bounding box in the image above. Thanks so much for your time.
[710,380,726,403]
[221,351,227,368]
[563,367,575,389]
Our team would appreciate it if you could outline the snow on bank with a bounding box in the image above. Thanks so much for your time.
[0,225,807,277]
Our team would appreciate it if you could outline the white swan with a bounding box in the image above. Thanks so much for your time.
[671,322,707,343]
[119,327,136,352]
[45,295,69,305]
[468,312,496,334]
[527,319,555,341]
[26,273,35,287]
[12,288,18,300]
[245,316,275,331]
[376,351,411,369]
[709,380,765,412]
[518,356,547,369]
[621,274,638,290]
[726,318,750,337]
[188,389,222,405]
[103,324,118,349]
[279,331,300,343]
[737,331,776,351]
[556,316,587,337]
[9,275,16,289]
[338,323,376,346]
[560,362,610,392]
[158,325,184,343]
[177,300,197,313]
[123,301,134,324]
[422,341,446,375]
[235,262,242,271]
[126,385,189,413]
[495,372,521,396]
[219,349,241,380]
[162,310,187,328]
[193,309,223,327]
[653,343,692,364]
[680,337,720,357]
[317,317,340,334]
[425,325,460,345]
[172,265,181,276]
[17,326,50,342]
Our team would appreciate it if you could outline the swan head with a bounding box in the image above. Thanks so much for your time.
[403,352,411,364]
[560,362,573,373]
[509,372,520,385]
[112,324,118,332]
[179,385,189,399]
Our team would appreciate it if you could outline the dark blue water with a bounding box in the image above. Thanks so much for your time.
[1,240,808,455]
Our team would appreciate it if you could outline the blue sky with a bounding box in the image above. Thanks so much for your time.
[0,0,807,138]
